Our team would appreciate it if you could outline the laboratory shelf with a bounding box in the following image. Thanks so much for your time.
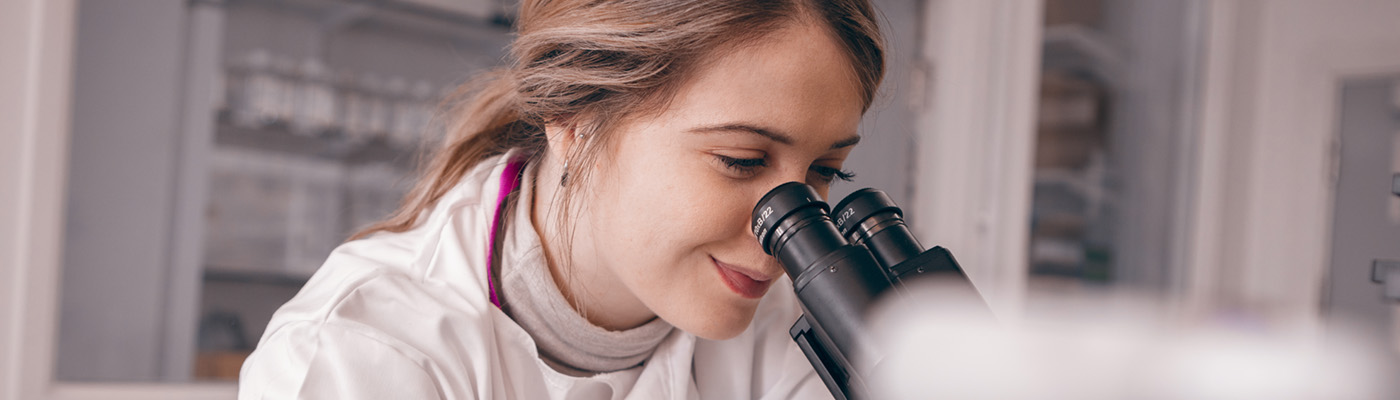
[213,114,421,168]
[204,267,312,287]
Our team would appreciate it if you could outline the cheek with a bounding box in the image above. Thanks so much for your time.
[598,151,742,254]
[586,137,772,337]
[590,148,760,292]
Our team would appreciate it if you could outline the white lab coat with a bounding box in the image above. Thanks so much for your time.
[238,151,832,399]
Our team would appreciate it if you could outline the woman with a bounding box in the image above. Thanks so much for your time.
[239,0,884,398]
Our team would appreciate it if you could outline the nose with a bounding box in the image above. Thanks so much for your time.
[763,165,824,196]
[775,165,811,187]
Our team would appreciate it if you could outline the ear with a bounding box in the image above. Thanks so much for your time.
[542,122,581,163]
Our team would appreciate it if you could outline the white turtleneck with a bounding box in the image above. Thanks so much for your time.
[495,161,675,376]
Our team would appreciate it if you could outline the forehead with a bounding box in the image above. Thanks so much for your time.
[656,22,865,145]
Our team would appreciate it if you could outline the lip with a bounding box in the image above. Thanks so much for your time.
[712,257,777,299]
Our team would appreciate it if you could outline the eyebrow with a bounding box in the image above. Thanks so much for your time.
[689,123,861,150]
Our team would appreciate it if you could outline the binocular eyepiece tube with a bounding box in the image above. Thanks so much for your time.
[832,188,924,273]
[752,182,988,400]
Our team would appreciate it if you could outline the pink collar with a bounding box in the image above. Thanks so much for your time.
[486,154,528,308]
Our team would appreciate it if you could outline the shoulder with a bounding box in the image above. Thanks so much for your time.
[239,318,450,400]
[240,247,499,399]
[270,262,493,343]
[261,150,524,331]
[240,153,526,399]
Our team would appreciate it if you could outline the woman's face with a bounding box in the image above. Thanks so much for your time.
[568,22,865,340]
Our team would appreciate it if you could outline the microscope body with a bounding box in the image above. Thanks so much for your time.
[752,183,988,400]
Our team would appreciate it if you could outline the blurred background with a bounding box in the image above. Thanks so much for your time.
[3,0,1399,398]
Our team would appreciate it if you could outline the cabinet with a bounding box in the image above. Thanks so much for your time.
[57,0,511,382]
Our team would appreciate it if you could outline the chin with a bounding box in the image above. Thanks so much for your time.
[674,302,759,341]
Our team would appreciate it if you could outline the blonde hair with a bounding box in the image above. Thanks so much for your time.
[352,0,886,249]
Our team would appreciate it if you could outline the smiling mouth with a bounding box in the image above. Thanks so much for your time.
[712,257,776,299]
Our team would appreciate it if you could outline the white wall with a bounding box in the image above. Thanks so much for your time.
[1188,0,1400,330]
[834,0,921,207]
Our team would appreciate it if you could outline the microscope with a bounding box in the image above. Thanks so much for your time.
[752,182,991,400]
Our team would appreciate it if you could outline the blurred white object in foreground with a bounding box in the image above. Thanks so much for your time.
[868,280,1385,400]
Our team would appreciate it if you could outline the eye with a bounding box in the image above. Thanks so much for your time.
[715,154,767,177]
[809,165,856,185]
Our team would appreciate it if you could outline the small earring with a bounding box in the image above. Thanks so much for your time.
[560,160,570,187]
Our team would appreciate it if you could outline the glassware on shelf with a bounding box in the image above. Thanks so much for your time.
[353,73,391,141]
[335,70,368,144]
[227,49,286,129]
[383,76,413,147]
[204,148,347,278]
[290,59,337,136]
[283,156,345,276]
[268,55,301,127]
[204,148,292,273]
[387,80,437,148]
[224,49,447,154]
[213,64,228,115]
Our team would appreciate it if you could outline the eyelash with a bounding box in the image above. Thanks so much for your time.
[715,155,856,183]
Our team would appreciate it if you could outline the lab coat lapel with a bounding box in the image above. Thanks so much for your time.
[626,329,699,400]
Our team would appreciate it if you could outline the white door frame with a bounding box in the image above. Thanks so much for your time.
[912,0,1044,321]
[2,0,78,398]
[1185,0,1400,333]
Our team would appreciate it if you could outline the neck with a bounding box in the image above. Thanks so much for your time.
[529,155,657,331]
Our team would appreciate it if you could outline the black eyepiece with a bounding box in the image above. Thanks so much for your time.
[751,182,847,277]
[831,188,899,237]
[752,182,827,255]
[830,188,923,270]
